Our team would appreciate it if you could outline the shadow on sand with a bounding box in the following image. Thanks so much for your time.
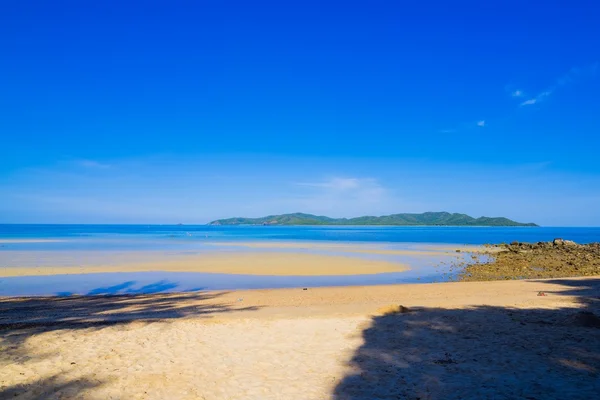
[334,278,600,400]
[86,279,184,295]
[0,281,260,399]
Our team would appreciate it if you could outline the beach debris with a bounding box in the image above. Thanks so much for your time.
[537,291,547,296]
[303,288,308,290]
[237,298,243,302]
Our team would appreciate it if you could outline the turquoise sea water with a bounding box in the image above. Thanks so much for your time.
[1,225,599,296]
[2,225,600,249]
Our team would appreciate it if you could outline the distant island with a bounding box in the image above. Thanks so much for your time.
[208,212,538,227]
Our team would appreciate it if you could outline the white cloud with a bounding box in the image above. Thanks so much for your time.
[511,90,523,97]
[292,177,392,216]
[520,63,597,107]
[538,90,552,98]
[297,177,386,200]
[477,120,485,127]
[520,98,537,106]
[520,90,552,107]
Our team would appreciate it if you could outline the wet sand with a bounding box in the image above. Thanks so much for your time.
[2,277,599,399]
[0,252,410,277]
[0,241,487,279]
[203,241,485,256]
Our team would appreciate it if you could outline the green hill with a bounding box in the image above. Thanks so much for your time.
[208,212,538,226]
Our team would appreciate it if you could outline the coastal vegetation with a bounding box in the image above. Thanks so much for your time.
[209,211,537,227]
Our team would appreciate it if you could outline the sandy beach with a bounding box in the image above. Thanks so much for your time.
[2,277,600,399]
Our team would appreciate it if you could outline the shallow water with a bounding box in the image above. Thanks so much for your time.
[0,269,453,297]
[0,244,477,296]
[0,225,596,296]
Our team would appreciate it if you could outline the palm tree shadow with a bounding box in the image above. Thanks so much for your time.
[0,374,102,400]
[333,278,600,400]
[0,282,261,399]
[86,280,181,295]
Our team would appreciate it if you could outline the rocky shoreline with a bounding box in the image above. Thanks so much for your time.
[457,239,600,281]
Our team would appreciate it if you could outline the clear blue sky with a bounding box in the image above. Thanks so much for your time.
[1,1,599,225]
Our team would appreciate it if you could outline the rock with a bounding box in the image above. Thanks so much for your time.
[458,238,600,282]
[376,304,412,315]
[551,238,578,247]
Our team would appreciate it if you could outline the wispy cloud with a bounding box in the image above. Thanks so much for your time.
[520,90,551,106]
[442,63,596,133]
[76,159,111,169]
[520,98,537,106]
[298,177,363,191]
[292,177,392,215]
[520,63,598,107]
[505,84,525,98]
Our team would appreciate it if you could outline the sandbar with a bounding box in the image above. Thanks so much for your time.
[204,241,485,256]
[0,252,410,277]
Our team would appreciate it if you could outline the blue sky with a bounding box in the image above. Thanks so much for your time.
[1,1,599,225]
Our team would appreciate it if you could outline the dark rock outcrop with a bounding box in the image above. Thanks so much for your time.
[458,240,600,281]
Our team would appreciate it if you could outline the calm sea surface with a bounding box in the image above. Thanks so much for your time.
[2,225,599,296]
[1,225,600,249]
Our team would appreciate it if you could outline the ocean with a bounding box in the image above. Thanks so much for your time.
[2,225,600,249]
[1,225,599,296]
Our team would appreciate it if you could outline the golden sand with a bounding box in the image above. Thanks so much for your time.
[1,277,599,399]
[204,241,482,256]
[0,252,409,277]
